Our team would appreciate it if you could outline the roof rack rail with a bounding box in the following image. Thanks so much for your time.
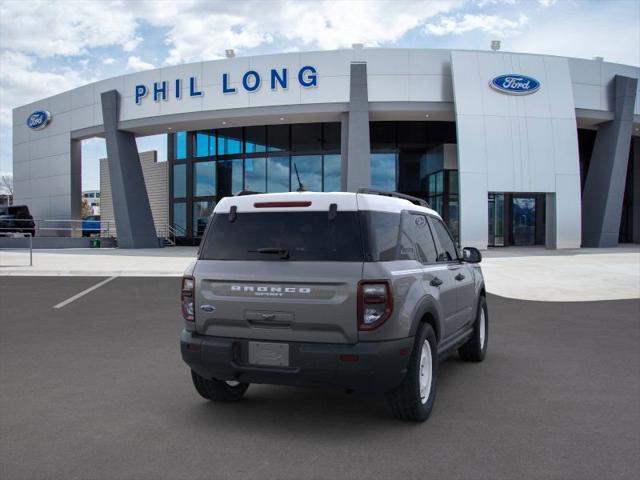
[357,188,431,208]
[235,190,263,196]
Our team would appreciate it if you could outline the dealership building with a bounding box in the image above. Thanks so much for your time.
[11,47,640,249]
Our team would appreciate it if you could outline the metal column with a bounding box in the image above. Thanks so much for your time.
[341,62,371,192]
[581,75,638,247]
[101,90,159,248]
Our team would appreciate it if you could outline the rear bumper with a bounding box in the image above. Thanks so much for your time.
[181,330,414,393]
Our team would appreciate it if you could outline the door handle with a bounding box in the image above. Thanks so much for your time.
[430,277,443,287]
[455,273,466,281]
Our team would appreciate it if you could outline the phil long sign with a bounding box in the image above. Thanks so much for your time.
[135,65,318,105]
[490,74,541,95]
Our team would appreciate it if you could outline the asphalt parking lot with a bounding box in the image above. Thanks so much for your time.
[1,277,639,480]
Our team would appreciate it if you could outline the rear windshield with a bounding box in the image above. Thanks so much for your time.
[200,211,364,262]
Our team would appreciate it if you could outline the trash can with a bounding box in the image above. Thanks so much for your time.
[90,238,101,248]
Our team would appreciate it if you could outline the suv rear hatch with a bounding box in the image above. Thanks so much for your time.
[194,194,363,344]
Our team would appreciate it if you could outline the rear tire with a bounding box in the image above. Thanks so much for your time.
[190,370,249,402]
[385,323,438,422]
[458,295,488,362]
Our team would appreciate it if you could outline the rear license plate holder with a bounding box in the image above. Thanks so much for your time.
[248,341,290,367]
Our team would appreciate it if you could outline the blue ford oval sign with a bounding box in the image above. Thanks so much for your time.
[490,74,540,95]
[26,110,52,130]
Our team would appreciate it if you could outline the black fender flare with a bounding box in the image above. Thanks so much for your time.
[408,295,443,342]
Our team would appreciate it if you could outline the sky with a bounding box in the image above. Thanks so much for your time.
[0,0,639,192]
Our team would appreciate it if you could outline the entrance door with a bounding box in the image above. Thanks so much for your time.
[488,193,505,246]
[512,197,536,246]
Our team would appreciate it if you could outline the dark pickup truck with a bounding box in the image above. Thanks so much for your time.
[0,205,36,237]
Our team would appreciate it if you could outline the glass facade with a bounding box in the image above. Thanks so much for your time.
[169,121,459,243]
[169,122,341,240]
[369,122,459,241]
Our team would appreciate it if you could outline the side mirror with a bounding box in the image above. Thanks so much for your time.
[462,247,482,263]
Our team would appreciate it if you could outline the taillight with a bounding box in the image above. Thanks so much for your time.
[181,276,195,322]
[358,280,393,330]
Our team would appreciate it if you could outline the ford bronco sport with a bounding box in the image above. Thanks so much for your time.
[180,189,487,422]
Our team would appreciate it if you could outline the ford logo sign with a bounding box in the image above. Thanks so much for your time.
[490,74,540,95]
[26,110,52,130]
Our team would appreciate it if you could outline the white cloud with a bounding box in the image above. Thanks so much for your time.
[0,0,638,177]
[126,0,464,65]
[424,13,529,37]
[126,55,155,72]
[0,50,93,172]
[507,5,640,66]
[0,51,89,127]
[0,0,142,57]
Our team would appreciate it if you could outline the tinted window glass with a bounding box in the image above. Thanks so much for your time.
[361,211,400,261]
[194,161,216,197]
[194,131,215,157]
[323,154,341,192]
[173,202,186,233]
[201,212,363,261]
[217,159,243,195]
[193,200,215,237]
[397,152,424,192]
[244,157,266,192]
[174,131,187,160]
[371,153,396,191]
[245,126,267,153]
[173,164,186,198]
[323,123,341,151]
[291,155,322,191]
[399,212,438,263]
[268,124,289,152]
[267,156,290,192]
[292,123,322,151]
[397,121,426,149]
[217,128,242,155]
[430,217,458,261]
[370,122,396,150]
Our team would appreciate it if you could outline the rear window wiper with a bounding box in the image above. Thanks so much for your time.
[248,247,290,260]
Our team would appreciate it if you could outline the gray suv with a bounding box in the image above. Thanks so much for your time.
[180,189,488,422]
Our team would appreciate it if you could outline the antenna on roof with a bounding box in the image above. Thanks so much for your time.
[293,163,305,192]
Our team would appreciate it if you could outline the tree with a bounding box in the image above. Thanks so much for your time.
[0,174,13,197]
[81,199,92,218]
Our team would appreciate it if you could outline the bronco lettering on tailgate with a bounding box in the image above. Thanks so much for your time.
[230,285,311,297]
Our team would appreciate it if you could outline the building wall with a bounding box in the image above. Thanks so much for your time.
[452,51,582,249]
[569,58,640,114]
[100,151,168,237]
[11,48,640,248]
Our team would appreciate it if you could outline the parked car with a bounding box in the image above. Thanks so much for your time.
[0,205,35,237]
[82,215,101,237]
[180,189,488,422]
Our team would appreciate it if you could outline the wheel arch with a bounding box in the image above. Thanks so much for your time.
[409,297,442,343]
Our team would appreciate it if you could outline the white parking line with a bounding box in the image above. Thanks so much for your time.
[53,276,118,309]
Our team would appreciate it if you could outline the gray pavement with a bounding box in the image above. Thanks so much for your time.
[0,277,639,480]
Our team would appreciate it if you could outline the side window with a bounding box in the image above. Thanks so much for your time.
[430,217,458,262]
[399,212,438,263]
[362,211,401,261]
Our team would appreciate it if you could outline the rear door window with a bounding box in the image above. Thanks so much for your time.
[200,211,364,261]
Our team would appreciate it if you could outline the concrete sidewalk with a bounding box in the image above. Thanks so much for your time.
[0,247,198,277]
[482,245,640,302]
[0,245,638,302]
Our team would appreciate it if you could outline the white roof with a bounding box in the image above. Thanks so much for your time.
[214,191,440,217]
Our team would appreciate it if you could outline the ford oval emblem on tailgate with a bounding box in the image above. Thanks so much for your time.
[200,304,216,313]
